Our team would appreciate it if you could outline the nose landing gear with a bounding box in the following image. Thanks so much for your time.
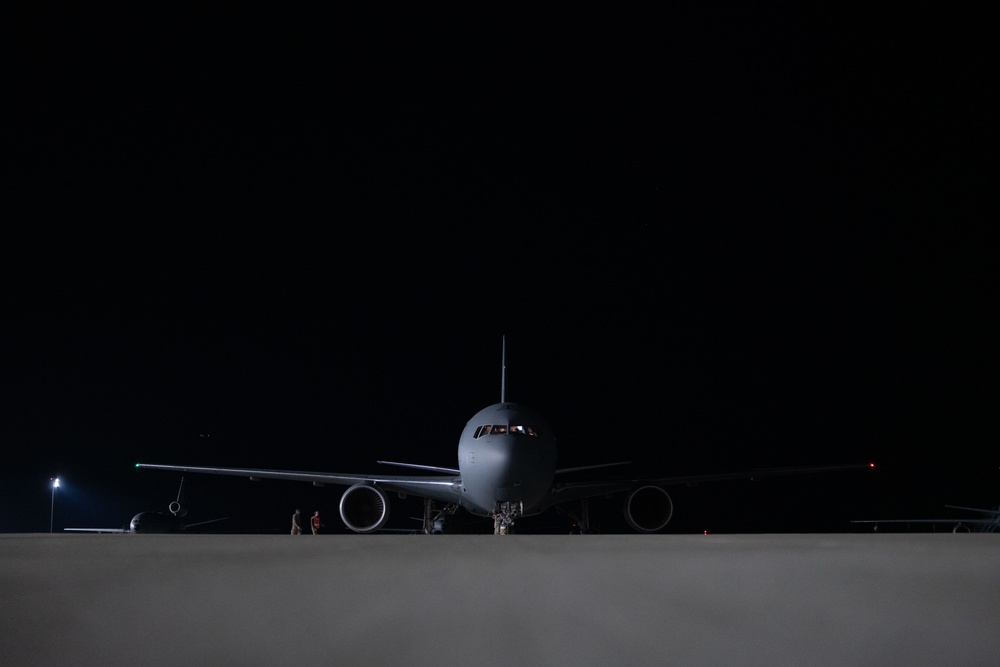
[492,501,523,534]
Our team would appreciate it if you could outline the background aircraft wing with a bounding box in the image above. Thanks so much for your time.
[135,463,464,506]
[852,518,997,525]
[183,517,230,529]
[548,462,874,507]
[851,518,1000,533]
[852,505,1000,532]
[64,528,127,533]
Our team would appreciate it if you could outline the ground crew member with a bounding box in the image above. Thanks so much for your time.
[291,509,302,535]
[311,511,322,535]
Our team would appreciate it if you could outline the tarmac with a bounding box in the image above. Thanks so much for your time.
[2,532,999,666]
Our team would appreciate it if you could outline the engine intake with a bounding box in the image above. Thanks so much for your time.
[339,483,391,533]
[624,485,673,533]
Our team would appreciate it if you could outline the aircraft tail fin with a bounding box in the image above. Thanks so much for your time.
[501,334,507,403]
[168,476,187,517]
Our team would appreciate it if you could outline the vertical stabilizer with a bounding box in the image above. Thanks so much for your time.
[501,335,507,403]
[168,476,187,517]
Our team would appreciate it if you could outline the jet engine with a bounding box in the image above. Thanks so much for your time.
[339,483,391,533]
[623,485,674,533]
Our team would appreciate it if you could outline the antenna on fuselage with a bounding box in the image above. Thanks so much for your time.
[501,335,507,403]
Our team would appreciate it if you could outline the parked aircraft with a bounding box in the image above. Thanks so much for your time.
[65,477,227,534]
[138,337,873,534]
[853,504,1000,533]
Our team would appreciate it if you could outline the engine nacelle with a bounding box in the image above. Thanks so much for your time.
[623,485,674,533]
[168,501,187,517]
[339,483,391,533]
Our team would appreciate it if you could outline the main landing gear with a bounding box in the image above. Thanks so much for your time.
[421,498,457,534]
[556,499,596,534]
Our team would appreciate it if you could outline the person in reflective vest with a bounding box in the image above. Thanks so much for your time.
[311,511,322,535]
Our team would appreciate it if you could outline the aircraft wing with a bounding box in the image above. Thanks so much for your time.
[852,518,997,525]
[184,517,230,529]
[852,505,1000,532]
[851,518,1000,533]
[547,462,874,507]
[944,505,1000,517]
[135,463,464,506]
[64,528,127,533]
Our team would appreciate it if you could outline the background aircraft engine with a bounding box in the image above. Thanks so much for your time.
[623,485,674,533]
[168,501,186,517]
[339,483,391,533]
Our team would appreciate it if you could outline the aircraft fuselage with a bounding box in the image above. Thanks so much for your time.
[457,401,557,517]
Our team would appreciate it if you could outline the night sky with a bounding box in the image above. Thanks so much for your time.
[3,6,995,533]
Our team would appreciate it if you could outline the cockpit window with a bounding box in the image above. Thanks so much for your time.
[473,424,539,438]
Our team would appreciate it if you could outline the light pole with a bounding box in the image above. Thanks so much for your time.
[50,477,60,533]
